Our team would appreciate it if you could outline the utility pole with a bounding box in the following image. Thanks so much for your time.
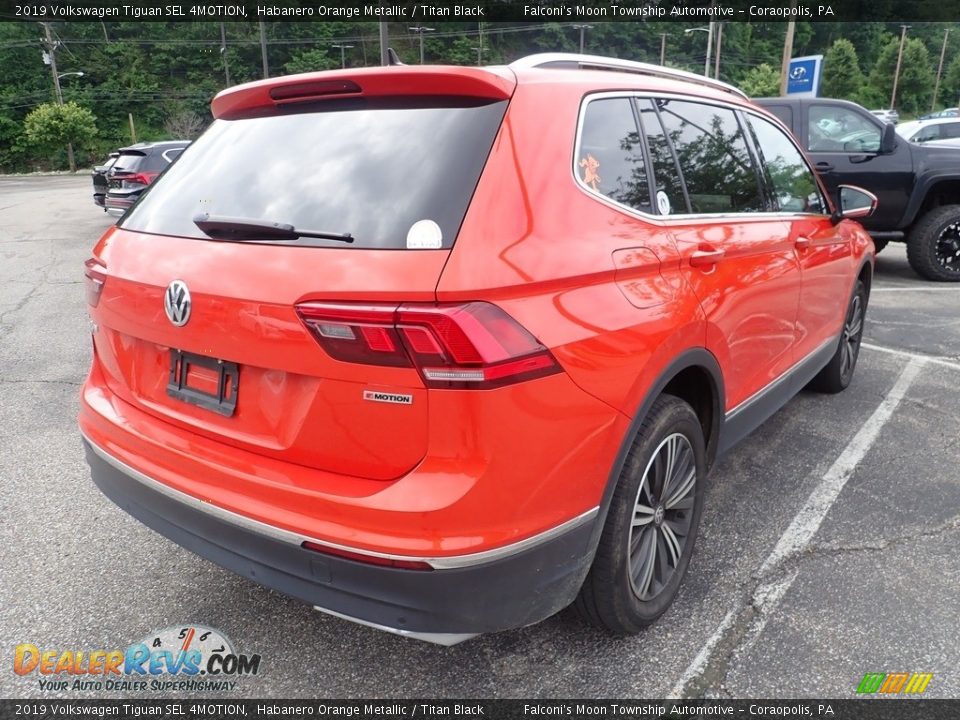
[779,5,797,96]
[41,22,75,172]
[704,20,714,77]
[332,43,354,69]
[408,26,434,64]
[660,33,667,65]
[379,21,389,65]
[573,24,592,54]
[890,24,910,111]
[219,23,231,87]
[258,21,269,78]
[477,22,484,64]
[932,27,950,112]
[714,23,723,79]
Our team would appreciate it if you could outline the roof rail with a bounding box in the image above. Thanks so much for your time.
[509,53,749,100]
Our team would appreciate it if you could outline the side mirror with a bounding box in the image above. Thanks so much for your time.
[879,122,897,154]
[831,185,878,225]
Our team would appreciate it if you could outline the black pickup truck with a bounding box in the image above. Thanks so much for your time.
[756,97,960,282]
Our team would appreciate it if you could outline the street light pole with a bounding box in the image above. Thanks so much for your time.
[890,24,910,111]
[660,33,667,65]
[714,23,723,80]
[684,27,710,76]
[332,43,354,69]
[573,24,592,54]
[932,28,950,112]
[408,26,434,64]
[220,22,231,86]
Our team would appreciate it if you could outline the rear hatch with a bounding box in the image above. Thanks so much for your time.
[89,69,512,481]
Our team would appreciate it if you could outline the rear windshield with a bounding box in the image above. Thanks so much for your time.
[120,98,508,249]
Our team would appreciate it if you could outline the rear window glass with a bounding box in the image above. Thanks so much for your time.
[112,153,147,173]
[121,98,507,249]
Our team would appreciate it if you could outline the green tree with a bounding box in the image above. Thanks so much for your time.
[23,101,98,171]
[821,39,863,100]
[868,37,935,115]
[740,64,781,97]
[284,49,339,75]
[942,54,960,109]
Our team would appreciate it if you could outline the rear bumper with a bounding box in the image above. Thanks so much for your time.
[82,435,597,638]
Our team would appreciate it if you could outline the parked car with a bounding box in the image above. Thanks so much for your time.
[919,107,959,120]
[103,141,189,216]
[757,96,960,281]
[895,117,960,144]
[869,108,899,124]
[91,152,119,208]
[80,54,875,643]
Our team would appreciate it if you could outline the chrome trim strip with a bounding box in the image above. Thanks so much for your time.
[311,605,478,646]
[724,335,838,421]
[82,432,599,570]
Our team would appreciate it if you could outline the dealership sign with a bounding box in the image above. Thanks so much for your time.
[786,55,824,97]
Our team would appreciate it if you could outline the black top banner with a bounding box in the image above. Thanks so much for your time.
[2,700,960,720]
[2,0,959,23]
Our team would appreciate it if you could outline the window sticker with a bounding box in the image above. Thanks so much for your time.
[406,219,443,249]
[656,191,671,215]
[579,154,602,192]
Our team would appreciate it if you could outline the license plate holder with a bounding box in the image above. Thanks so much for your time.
[167,349,238,417]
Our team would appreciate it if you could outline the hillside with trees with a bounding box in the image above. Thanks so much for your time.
[1,20,958,172]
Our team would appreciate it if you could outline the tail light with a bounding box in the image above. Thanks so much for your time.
[295,301,561,390]
[83,258,107,307]
[114,172,158,187]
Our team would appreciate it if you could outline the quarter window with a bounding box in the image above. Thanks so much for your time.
[577,98,652,213]
[654,100,763,214]
[749,115,825,214]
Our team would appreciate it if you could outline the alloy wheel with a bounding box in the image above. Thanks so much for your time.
[935,222,960,274]
[840,293,864,379]
[628,433,697,601]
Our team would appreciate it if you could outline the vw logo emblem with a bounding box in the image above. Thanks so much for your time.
[164,280,191,327]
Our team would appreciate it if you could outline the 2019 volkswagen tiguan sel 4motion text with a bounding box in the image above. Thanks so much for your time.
[80,55,877,645]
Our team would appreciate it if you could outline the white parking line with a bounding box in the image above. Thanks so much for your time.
[862,342,960,372]
[669,356,927,698]
[871,287,960,293]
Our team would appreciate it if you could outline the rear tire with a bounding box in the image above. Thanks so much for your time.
[574,394,706,634]
[906,205,960,281]
[808,279,867,394]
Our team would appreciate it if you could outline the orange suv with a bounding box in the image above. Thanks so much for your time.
[80,54,876,644]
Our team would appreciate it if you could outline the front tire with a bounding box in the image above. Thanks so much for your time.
[809,279,867,394]
[906,205,960,281]
[574,394,706,634]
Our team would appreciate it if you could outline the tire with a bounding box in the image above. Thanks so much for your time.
[808,279,867,394]
[871,237,889,254]
[574,394,706,634]
[906,205,960,282]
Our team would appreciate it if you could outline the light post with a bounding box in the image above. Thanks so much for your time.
[408,26,434,64]
[932,28,950,112]
[573,24,593,54]
[331,43,354,69]
[684,26,712,78]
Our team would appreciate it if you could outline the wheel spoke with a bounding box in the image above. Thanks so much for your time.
[665,467,696,509]
[846,315,862,338]
[631,528,657,598]
[661,522,683,567]
[632,503,656,528]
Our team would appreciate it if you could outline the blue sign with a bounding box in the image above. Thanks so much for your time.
[786,55,823,97]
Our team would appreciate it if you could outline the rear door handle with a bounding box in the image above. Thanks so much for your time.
[815,162,834,172]
[689,248,725,268]
[795,236,811,250]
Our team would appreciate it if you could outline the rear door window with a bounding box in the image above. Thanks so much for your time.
[575,97,652,213]
[636,98,688,215]
[653,100,763,214]
[120,98,507,249]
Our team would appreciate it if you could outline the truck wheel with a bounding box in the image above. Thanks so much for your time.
[871,237,889,254]
[907,205,960,281]
[573,394,706,634]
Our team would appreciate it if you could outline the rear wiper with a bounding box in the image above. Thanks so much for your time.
[192,213,354,243]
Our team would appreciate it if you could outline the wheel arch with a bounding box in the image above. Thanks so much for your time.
[902,175,960,228]
[583,348,725,560]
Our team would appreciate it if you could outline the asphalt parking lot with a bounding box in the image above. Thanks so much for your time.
[1,175,958,700]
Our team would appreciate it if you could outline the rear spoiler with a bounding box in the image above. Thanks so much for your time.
[211,66,516,120]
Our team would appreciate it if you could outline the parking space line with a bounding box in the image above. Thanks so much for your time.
[862,342,960,372]
[669,356,926,698]
[871,287,959,293]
